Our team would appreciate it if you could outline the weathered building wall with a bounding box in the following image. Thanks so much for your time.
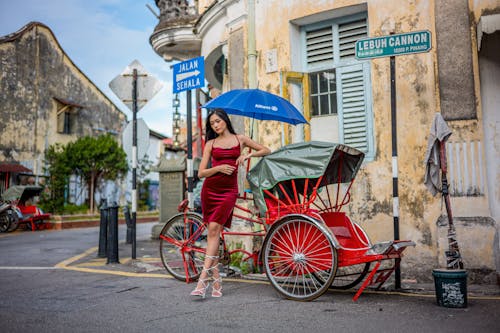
[240,0,497,282]
[0,22,126,176]
[186,0,499,283]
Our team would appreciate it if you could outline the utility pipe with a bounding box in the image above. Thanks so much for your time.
[247,0,258,138]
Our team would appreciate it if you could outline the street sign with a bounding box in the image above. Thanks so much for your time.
[109,60,162,260]
[122,118,150,164]
[355,30,431,60]
[172,56,204,93]
[109,60,163,111]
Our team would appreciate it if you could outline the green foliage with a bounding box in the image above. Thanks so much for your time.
[59,203,89,215]
[137,156,153,210]
[229,242,254,275]
[66,135,128,183]
[40,143,72,214]
[40,135,128,213]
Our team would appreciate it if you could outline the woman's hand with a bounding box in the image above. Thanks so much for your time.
[218,164,236,175]
[236,153,251,166]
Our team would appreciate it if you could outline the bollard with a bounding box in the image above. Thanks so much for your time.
[98,200,108,258]
[106,202,120,264]
[124,206,132,244]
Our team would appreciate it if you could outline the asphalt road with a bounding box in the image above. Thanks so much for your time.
[0,224,499,333]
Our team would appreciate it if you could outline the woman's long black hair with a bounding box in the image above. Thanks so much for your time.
[205,109,237,141]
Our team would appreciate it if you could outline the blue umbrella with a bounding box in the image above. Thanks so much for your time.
[202,89,308,125]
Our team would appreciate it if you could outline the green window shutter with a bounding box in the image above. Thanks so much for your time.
[337,62,373,156]
[305,26,333,69]
[338,18,368,62]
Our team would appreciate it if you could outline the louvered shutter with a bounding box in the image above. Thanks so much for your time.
[305,26,333,68]
[337,63,372,154]
[338,19,368,61]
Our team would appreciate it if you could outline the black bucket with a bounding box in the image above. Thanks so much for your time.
[432,269,468,308]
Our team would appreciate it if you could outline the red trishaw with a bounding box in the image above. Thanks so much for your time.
[159,141,414,301]
[1,185,51,231]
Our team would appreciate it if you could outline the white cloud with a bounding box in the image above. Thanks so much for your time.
[0,0,176,136]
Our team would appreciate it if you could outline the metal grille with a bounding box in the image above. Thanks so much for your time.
[446,141,485,196]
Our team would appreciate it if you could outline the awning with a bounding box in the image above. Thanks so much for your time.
[53,97,84,108]
[0,163,32,173]
[477,14,500,50]
[54,97,84,116]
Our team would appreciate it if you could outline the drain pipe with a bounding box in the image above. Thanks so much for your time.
[248,0,258,139]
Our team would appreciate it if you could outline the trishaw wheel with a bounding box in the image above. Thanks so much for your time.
[159,212,206,282]
[330,263,370,290]
[7,212,19,232]
[0,212,10,232]
[263,217,337,301]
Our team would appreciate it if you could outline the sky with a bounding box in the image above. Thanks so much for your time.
[0,0,178,137]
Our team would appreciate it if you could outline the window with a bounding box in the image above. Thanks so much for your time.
[310,70,337,116]
[54,97,82,135]
[303,14,374,158]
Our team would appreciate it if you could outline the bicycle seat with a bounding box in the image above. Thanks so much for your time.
[177,199,189,212]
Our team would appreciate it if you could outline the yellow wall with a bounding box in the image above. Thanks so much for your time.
[239,0,496,281]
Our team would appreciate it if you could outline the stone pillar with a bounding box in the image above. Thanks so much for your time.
[151,151,186,239]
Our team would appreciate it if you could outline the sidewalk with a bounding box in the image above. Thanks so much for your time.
[60,224,500,299]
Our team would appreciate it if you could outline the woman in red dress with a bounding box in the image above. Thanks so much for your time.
[191,109,270,298]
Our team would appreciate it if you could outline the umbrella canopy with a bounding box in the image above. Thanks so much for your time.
[202,89,308,125]
[247,141,364,216]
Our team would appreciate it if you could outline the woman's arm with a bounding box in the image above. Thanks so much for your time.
[198,140,236,178]
[236,134,271,165]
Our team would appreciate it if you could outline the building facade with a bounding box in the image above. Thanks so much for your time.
[150,0,499,284]
[0,22,127,201]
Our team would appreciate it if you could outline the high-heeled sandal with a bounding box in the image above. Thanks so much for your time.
[190,255,219,298]
[190,270,210,298]
[211,275,223,297]
[206,255,222,297]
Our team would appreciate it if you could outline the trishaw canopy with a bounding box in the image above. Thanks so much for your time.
[1,185,43,203]
[247,141,365,216]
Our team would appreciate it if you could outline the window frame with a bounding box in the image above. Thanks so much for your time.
[300,12,375,160]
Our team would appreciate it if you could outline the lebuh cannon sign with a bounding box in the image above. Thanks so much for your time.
[355,30,431,59]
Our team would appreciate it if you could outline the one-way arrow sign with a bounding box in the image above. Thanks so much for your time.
[172,56,204,93]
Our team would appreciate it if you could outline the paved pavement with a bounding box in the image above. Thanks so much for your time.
[56,222,500,301]
[2,221,499,333]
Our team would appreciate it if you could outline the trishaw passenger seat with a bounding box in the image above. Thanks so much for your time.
[18,204,39,217]
[320,211,369,249]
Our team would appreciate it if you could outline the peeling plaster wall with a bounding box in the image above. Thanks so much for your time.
[0,24,126,174]
[195,0,498,283]
[248,0,497,282]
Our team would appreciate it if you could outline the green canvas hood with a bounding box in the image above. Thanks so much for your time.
[246,141,364,216]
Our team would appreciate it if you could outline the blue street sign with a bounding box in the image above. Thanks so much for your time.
[172,56,205,93]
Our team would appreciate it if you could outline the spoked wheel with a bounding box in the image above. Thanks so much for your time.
[7,210,19,232]
[263,217,337,301]
[159,212,207,282]
[0,211,10,232]
[330,263,370,289]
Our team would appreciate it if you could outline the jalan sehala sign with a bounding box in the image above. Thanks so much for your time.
[172,56,205,93]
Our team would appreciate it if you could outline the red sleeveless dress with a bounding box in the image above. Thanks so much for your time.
[201,137,240,228]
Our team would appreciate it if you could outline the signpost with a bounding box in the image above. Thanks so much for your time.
[356,31,432,289]
[172,57,205,209]
[109,60,163,259]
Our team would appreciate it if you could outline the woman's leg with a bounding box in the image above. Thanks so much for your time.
[193,222,223,290]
